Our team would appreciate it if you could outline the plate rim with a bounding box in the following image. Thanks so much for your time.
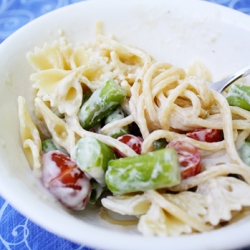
[1,0,250,249]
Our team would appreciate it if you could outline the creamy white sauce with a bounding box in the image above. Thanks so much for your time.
[41,151,61,187]
[49,175,91,210]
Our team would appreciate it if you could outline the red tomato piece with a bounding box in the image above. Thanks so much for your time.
[114,134,143,157]
[41,150,91,210]
[186,128,223,142]
[167,141,201,179]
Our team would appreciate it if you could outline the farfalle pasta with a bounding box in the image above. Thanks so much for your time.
[18,96,41,177]
[18,26,250,236]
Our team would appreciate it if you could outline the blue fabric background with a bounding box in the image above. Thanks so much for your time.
[0,198,92,249]
[0,0,250,249]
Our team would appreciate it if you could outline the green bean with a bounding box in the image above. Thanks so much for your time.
[227,85,250,110]
[153,138,168,151]
[42,139,58,153]
[89,179,104,204]
[42,139,68,155]
[81,90,92,106]
[104,106,129,138]
[75,136,116,185]
[78,79,127,130]
[237,139,250,166]
[105,148,181,194]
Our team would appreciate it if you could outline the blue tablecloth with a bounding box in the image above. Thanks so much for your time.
[1,0,250,249]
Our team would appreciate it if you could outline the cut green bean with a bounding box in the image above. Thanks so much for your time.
[227,85,250,110]
[107,128,129,139]
[105,106,125,123]
[105,148,181,194]
[89,179,104,204]
[42,139,57,153]
[78,79,127,130]
[81,90,92,106]
[75,136,116,185]
[237,139,250,166]
[42,139,68,154]
[104,106,129,138]
[153,138,168,151]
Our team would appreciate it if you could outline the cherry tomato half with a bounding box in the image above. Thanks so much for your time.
[114,134,143,158]
[167,141,201,179]
[186,128,223,142]
[41,150,91,210]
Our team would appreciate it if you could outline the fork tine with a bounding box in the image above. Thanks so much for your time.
[207,65,250,93]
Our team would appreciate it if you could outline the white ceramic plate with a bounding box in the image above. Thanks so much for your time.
[1,0,250,249]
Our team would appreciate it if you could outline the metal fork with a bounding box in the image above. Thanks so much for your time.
[206,65,250,93]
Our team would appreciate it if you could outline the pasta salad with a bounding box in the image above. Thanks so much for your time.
[18,27,250,236]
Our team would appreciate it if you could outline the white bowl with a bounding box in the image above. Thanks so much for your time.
[1,0,250,249]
